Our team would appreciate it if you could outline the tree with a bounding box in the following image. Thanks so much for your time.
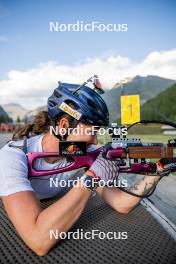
[16,116,21,123]
[0,115,13,124]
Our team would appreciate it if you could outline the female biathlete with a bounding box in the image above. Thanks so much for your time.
[0,81,161,256]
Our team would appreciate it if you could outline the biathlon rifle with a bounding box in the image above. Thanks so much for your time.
[27,120,176,178]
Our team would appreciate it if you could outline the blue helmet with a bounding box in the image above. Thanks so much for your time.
[48,82,109,126]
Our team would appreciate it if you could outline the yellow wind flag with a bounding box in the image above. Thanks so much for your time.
[121,95,140,125]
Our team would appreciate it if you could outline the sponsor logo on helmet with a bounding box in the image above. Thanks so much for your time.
[59,102,82,120]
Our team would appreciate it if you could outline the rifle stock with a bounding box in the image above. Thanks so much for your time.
[128,146,176,159]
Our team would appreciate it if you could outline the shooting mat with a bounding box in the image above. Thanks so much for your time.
[0,195,176,264]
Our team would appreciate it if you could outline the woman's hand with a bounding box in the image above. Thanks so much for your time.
[89,150,120,183]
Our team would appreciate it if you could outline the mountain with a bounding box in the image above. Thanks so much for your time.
[141,83,176,122]
[19,75,176,124]
[24,106,47,123]
[2,103,29,121]
[102,75,175,122]
[0,105,12,123]
[0,105,9,118]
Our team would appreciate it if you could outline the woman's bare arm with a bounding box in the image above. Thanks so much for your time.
[2,180,91,256]
[97,175,160,214]
[97,186,141,214]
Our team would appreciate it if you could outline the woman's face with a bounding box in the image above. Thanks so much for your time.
[67,122,99,145]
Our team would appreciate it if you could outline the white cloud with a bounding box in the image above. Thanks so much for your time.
[0,49,176,109]
[0,35,8,42]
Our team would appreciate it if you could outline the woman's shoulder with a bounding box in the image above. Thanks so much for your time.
[0,139,27,164]
[0,134,43,163]
[0,138,35,196]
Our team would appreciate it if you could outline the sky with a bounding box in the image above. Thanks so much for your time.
[0,0,176,109]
